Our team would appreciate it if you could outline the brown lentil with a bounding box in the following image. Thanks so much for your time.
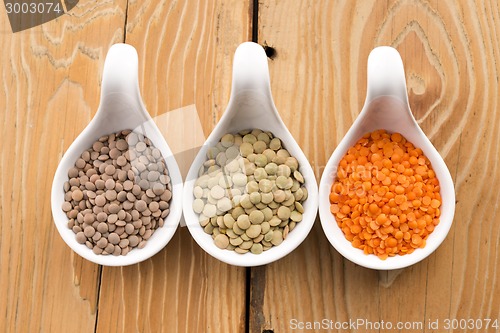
[62,130,172,255]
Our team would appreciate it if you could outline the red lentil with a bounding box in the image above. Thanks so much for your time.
[329,129,441,260]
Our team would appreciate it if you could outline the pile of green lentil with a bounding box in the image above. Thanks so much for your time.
[193,128,308,254]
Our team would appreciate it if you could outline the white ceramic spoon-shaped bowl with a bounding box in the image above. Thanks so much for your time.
[183,42,319,267]
[51,44,183,266]
[319,46,455,270]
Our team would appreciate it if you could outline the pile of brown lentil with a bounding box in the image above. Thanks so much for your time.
[193,129,308,254]
[329,129,441,260]
[61,130,172,256]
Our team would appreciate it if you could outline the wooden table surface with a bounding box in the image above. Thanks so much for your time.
[2,1,499,332]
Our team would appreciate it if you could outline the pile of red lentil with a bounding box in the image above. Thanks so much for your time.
[329,129,442,260]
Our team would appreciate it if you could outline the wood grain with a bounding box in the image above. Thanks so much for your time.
[95,1,252,332]
[0,1,127,332]
[253,1,500,332]
[2,0,500,332]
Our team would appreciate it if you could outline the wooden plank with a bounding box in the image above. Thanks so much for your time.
[0,1,127,332]
[95,1,252,332]
[253,1,500,332]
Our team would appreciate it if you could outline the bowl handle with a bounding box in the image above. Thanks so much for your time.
[230,42,272,99]
[99,43,144,114]
[365,46,409,105]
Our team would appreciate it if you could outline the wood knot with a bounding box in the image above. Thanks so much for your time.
[262,41,277,59]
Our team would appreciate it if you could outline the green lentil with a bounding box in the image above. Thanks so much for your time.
[269,138,281,150]
[207,147,219,159]
[294,188,304,201]
[226,229,237,239]
[193,199,204,214]
[251,243,263,254]
[246,224,261,238]
[255,203,266,210]
[236,214,251,230]
[262,149,276,163]
[295,202,304,213]
[240,142,254,157]
[193,129,307,254]
[240,194,254,209]
[261,222,271,234]
[204,223,214,234]
[277,206,291,220]
[257,133,271,144]
[254,168,268,181]
[246,180,259,193]
[233,222,245,235]
[249,192,261,205]
[240,240,253,250]
[278,165,291,177]
[294,170,304,183]
[261,192,274,204]
[264,162,278,175]
[277,149,290,158]
[243,134,257,144]
[269,216,282,227]
[217,197,233,212]
[261,207,273,221]
[232,173,247,187]
[259,179,273,193]
[283,225,290,239]
[210,185,225,199]
[254,154,268,167]
[271,230,283,246]
[214,234,229,249]
[249,210,265,224]
[273,190,286,203]
[223,214,235,228]
[225,146,240,160]
[251,129,263,137]
[291,180,301,192]
[230,237,243,246]
[193,186,203,199]
[220,134,234,148]
[203,204,217,218]
[231,206,245,220]
[253,234,264,243]
[290,210,303,222]
[276,176,289,189]
[226,160,240,174]
[285,157,299,171]
[253,141,267,154]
